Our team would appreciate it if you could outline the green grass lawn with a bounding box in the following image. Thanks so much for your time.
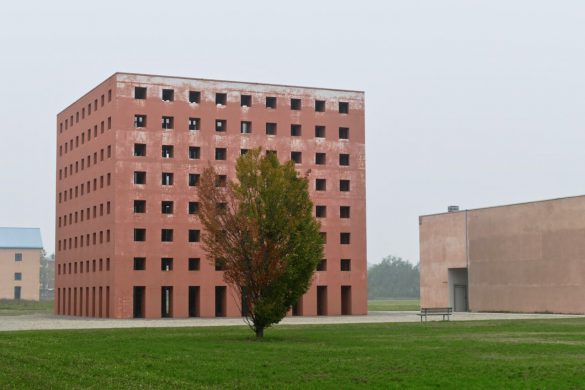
[368,298,420,311]
[0,300,53,316]
[2,319,585,388]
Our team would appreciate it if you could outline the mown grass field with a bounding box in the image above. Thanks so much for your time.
[2,319,585,388]
[0,300,53,316]
[368,298,420,311]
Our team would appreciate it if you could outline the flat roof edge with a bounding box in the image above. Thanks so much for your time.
[115,72,365,94]
[419,193,585,219]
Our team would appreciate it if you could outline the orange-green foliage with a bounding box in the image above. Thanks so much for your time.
[198,149,323,337]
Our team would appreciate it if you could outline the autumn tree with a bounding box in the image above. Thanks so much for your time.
[197,149,323,338]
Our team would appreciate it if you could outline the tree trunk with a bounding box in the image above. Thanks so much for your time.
[255,327,264,338]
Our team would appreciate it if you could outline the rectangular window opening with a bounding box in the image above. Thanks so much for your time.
[161,229,174,242]
[189,117,200,131]
[161,201,174,214]
[291,151,302,164]
[133,257,146,271]
[161,258,173,271]
[266,96,277,108]
[215,119,227,132]
[316,179,326,191]
[291,98,301,110]
[189,173,200,187]
[341,259,351,271]
[315,100,325,112]
[134,87,147,99]
[134,171,146,185]
[266,122,277,135]
[340,206,351,218]
[134,200,146,213]
[162,116,174,130]
[240,121,252,134]
[189,91,201,103]
[188,201,200,215]
[291,124,301,137]
[134,229,146,242]
[189,146,201,159]
[162,145,174,158]
[188,258,201,271]
[134,115,146,128]
[315,126,326,138]
[340,233,351,245]
[162,89,174,102]
[340,180,350,192]
[134,143,146,157]
[340,154,350,166]
[216,93,227,105]
[241,94,252,107]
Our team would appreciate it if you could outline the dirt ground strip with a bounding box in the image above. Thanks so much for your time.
[0,311,582,332]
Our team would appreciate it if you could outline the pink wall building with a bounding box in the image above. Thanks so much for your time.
[55,73,366,318]
[420,196,585,314]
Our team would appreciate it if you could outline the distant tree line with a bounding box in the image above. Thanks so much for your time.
[368,256,419,299]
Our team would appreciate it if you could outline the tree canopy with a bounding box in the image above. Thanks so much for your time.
[197,149,323,337]
[368,256,419,299]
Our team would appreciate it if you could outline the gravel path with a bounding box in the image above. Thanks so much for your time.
[0,311,582,332]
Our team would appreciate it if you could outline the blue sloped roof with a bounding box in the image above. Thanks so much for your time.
[0,227,43,249]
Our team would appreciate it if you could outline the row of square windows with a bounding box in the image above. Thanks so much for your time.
[59,200,350,230]
[59,145,111,180]
[133,87,352,114]
[58,257,352,276]
[132,200,350,218]
[58,173,111,204]
[59,90,112,133]
[58,258,110,275]
[133,171,352,192]
[58,202,111,228]
[58,230,111,251]
[133,115,351,139]
[59,117,112,156]
[131,229,352,244]
[135,144,351,166]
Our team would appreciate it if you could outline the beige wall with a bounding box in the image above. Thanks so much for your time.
[420,196,585,314]
[0,248,41,300]
[419,212,467,308]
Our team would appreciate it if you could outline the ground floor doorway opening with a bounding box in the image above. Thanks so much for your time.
[133,286,145,318]
[188,286,200,317]
[161,286,173,318]
[317,286,328,315]
[341,286,352,315]
[215,286,226,317]
[448,268,468,312]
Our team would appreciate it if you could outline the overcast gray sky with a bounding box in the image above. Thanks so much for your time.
[1,1,584,263]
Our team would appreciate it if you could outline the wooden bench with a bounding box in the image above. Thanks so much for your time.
[417,307,453,323]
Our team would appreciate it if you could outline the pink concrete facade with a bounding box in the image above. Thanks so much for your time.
[0,248,41,301]
[420,196,585,314]
[55,73,366,318]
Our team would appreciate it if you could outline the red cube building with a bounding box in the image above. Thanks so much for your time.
[55,73,366,318]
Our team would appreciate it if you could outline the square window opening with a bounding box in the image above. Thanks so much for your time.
[216,93,227,105]
[189,91,201,103]
[162,89,174,102]
[266,96,277,108]
[315,100,325,112]
[241,95,252,107]
[134,87,147,99]
[266,122,277,135]
[291,98,301,110]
